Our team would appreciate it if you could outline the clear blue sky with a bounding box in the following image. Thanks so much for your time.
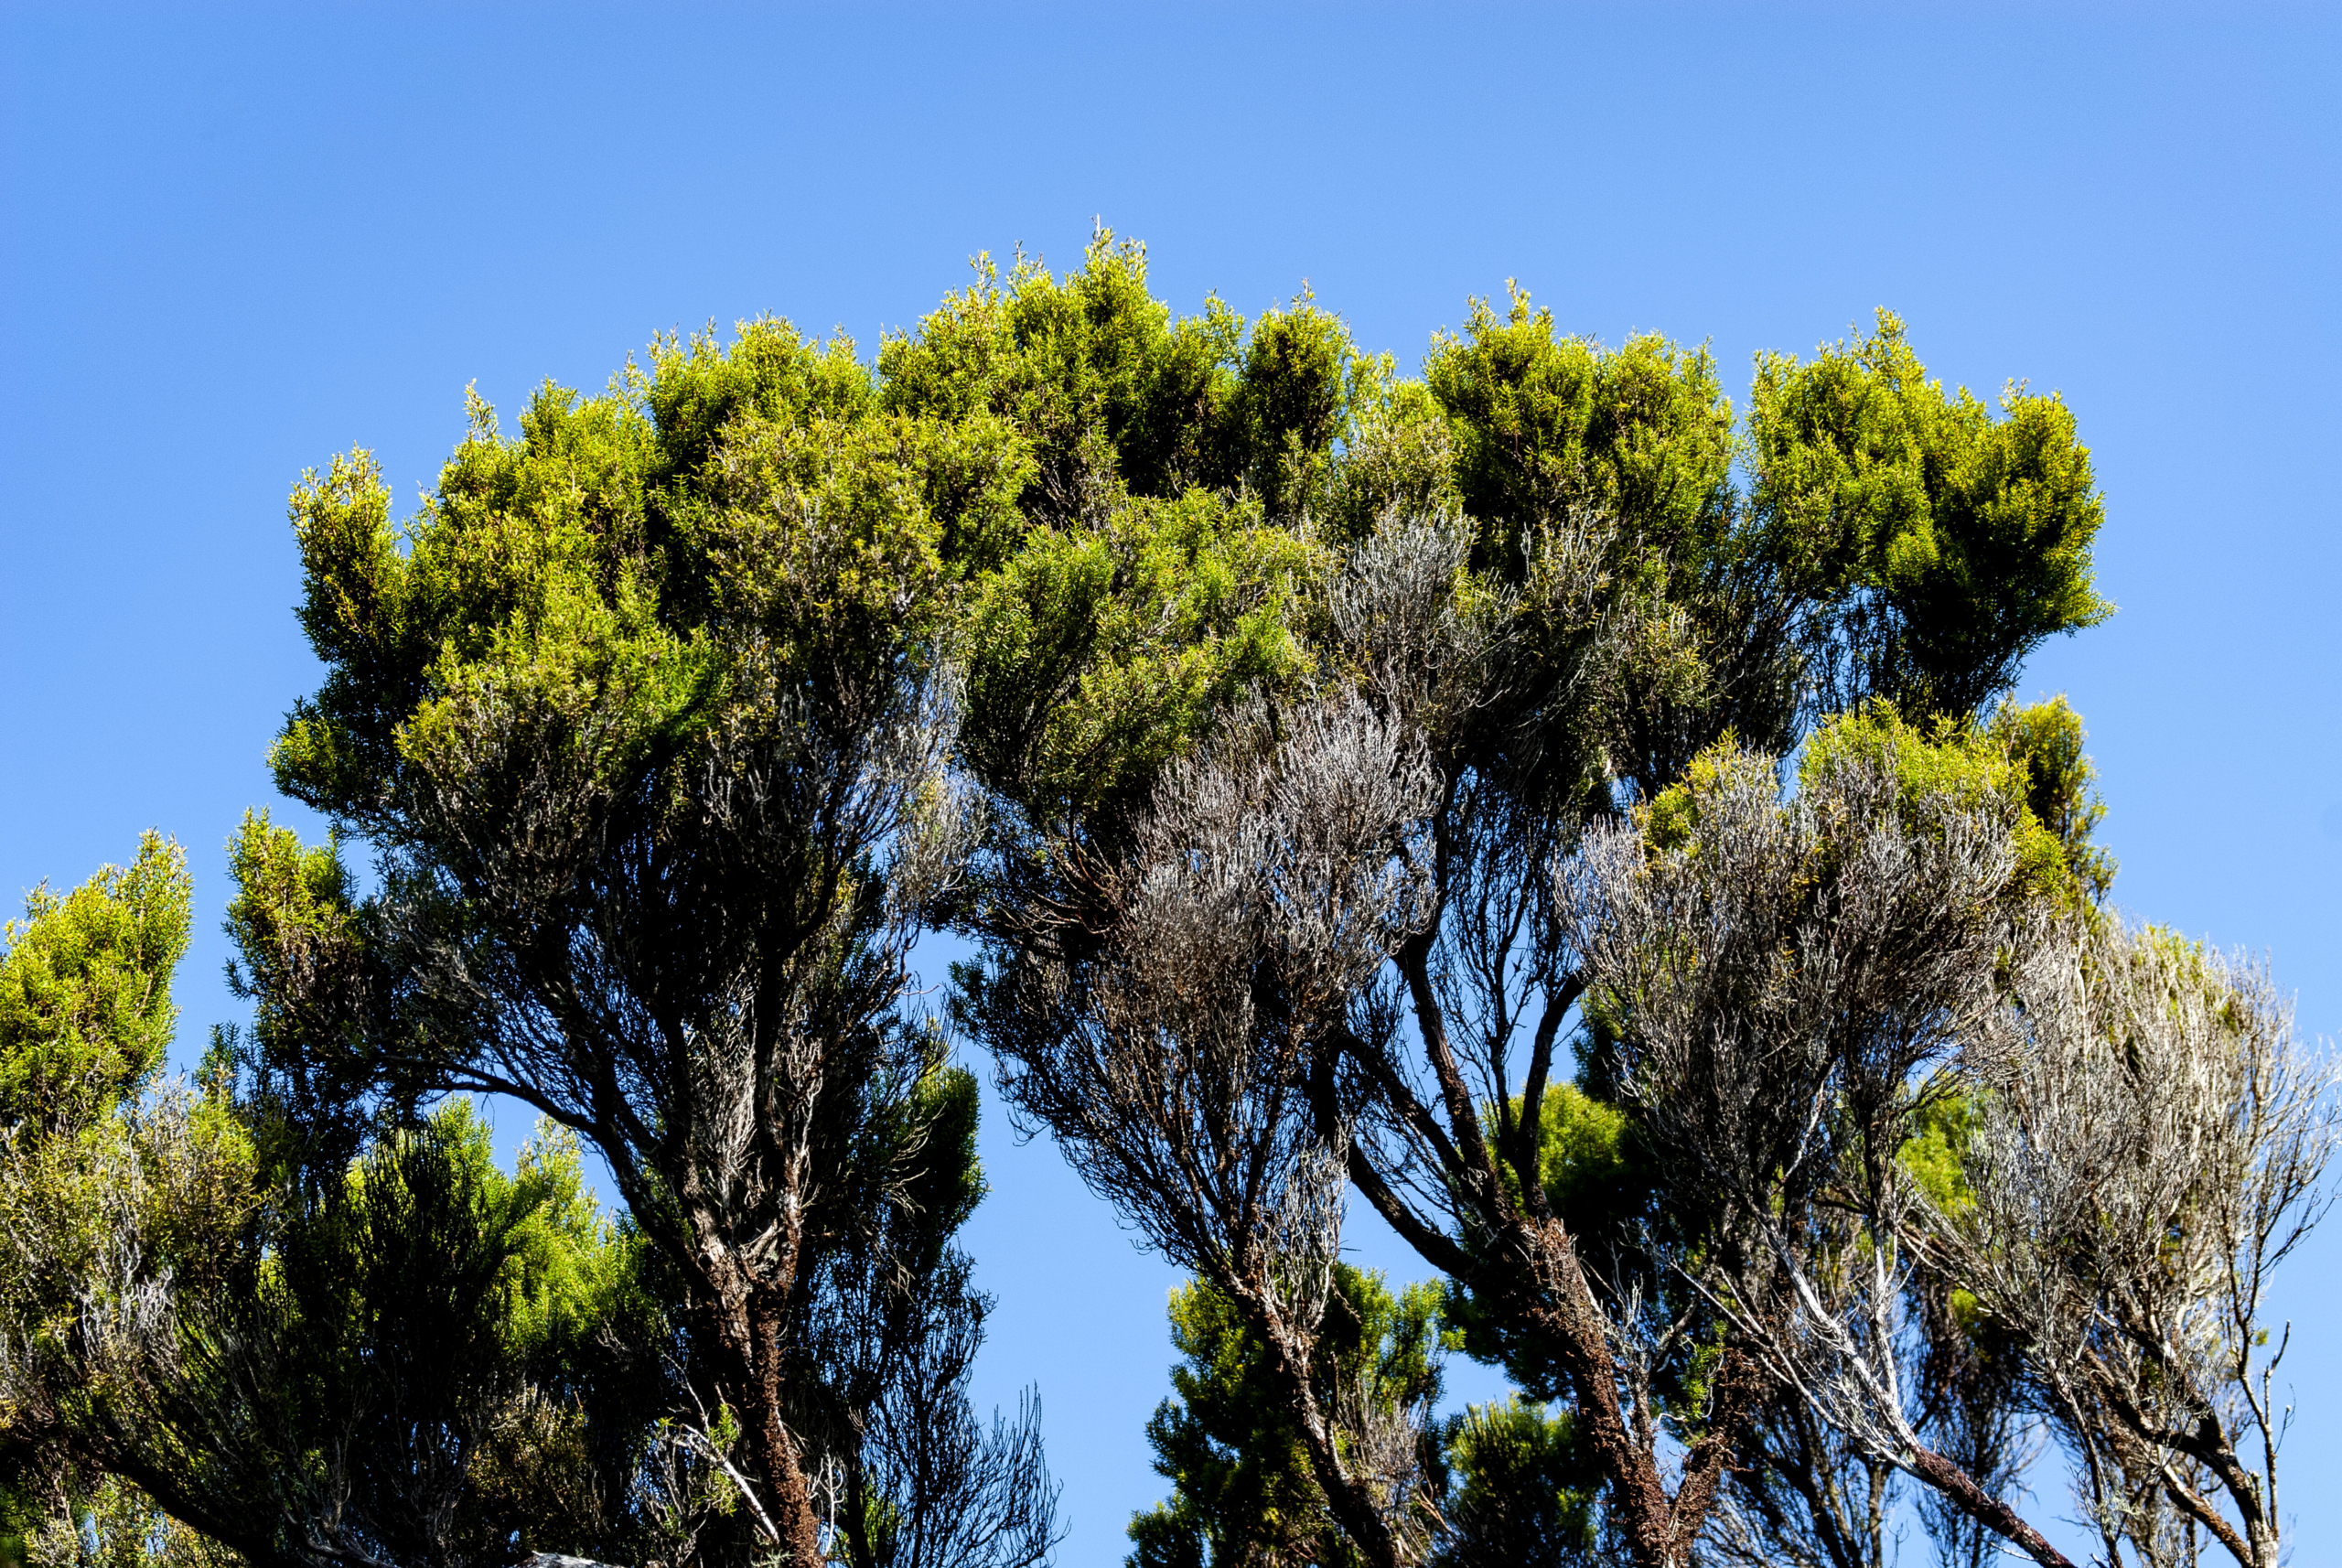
[4,5,2337,1562]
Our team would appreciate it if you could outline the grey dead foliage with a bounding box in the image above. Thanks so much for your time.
[985,679,1445,1565]
[1925,921,2337,1568]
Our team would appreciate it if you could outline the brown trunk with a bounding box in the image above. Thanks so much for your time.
[1494,1215,1767,1567]
[748,1289,828,1565]
[1505,1216,1703,1568]
[1903,1444,2078,1568]
[1343,1129,1763,1568]
[1385,945,1761,1566]
[1261,1316,1405,1568]
[693,1209,825,1565]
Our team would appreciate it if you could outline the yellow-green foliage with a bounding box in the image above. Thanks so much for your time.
[1749,310,2110,716]
[1986,693,2116,903]
[273,315,1029,836]
[1516,1081,1636,1221]
[881,231,1357,522]
[1641,744,1780,855]
[1899,1090,1981,1217]
[0,835,189,1135]
[3,1082,260,1334]
[962,488,1324,816]
[1807,700,2109,908]
[880,234,1246,499]
[222,811,355,992]
[1642,697,2112,912]
[1423,285,1735,577]
[1326,355,1462,542]
[1799,700,2029,820]
[0,843,262,1565]
[17,1470,240,1568]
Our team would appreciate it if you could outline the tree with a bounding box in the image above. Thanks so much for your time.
[966,687,1439,1567]
[0,833,189,1141]
[1918,919,2331,1568]
[0,836,242,1560]
[41,232,2300,1568]
[943,256,2130,1568]
[1434,1399,1602,1568]
[1554,707,2088,1567]
[1125,1264,1613,1568]
[1128,1266,1445,1568]
[242,309,1056,1562]
[0,838,728,1568]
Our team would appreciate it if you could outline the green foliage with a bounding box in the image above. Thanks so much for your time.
[218,811,394,1185]
[270,311,1027,842]
[1434,1399,1600,1568]
[0,836,188,1136]
[1641,695,2114,915]
[881,231,1356,527]
[1986,693,2116,902]
[1230,294,1357,520]
[1322,360,1461,543]
[0,1076,263,1568]
[1413,287,1800,805]
[879,233,1376,827]
[0,829,682,1567]
[1795,696,2112,908]
[259,1101,669,1561]
[881,233,1241,511]
[1422,285,1735,578]
[1899,1089,1982,1218]
[1128,1267,1443,1568]
[961,489,1324,821]
[1131,1265,1607,1568]
[226,237,2129,1565]
[1749,309,2110,718]
[1516,1082,1637,1230]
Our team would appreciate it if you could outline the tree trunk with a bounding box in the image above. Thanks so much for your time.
[693,1223,825,1565]
[1502,1215,1755,1568]
[747,1289,828,1565]
[1901,1444,2077,1568]
[1260,1315,1406,1568]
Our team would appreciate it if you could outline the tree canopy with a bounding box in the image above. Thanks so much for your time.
[4,231,2326,1568]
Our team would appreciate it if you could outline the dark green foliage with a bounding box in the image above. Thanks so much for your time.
[258,1103,671,1563]
[1127,1267,1443,1568]
[1434,1400,1601,1568]
[1128,1271,1605,1568]
[0,844,693,1568]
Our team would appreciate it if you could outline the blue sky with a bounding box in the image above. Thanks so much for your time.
[4,5,2337,1562]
